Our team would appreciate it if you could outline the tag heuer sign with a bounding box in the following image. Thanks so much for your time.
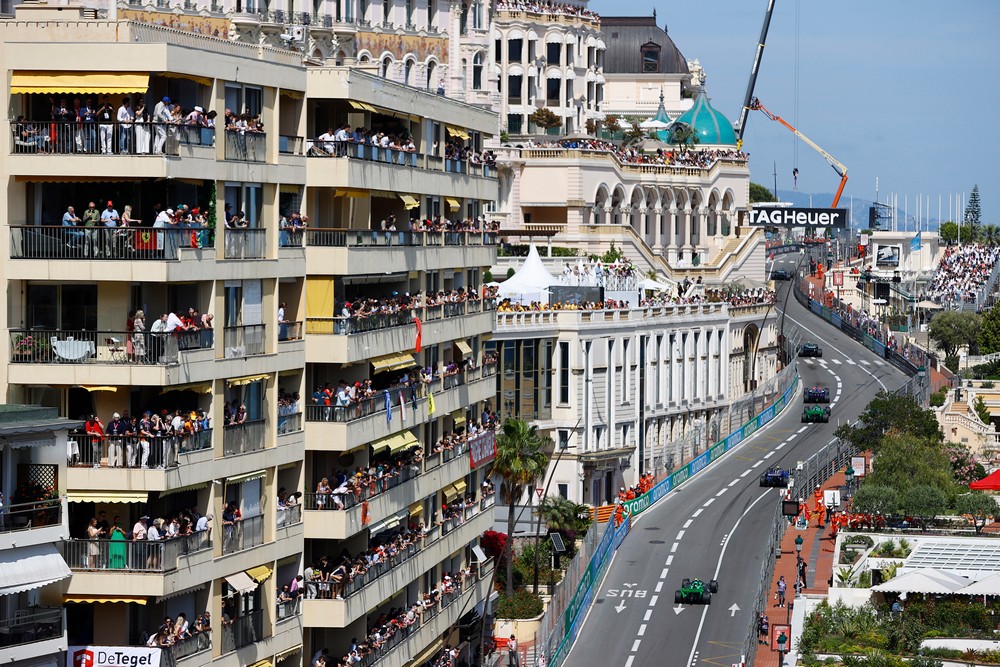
[749,207,848,228]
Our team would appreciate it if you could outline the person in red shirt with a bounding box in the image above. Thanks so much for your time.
[85,414,106,468]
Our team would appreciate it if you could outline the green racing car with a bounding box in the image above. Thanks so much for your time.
[801,405,831,423]
[674,577,719,605]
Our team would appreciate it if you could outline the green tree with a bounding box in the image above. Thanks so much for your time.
[938,221,959,245]
[965,184,982,228]
[982,224,1000,246]
[900,484,947,528]
[528,107,562,131]
[973,395,991,425]
[955,492,1000,534]
[539,495,591,535]
[600,242,626,264]
[866,433,954,496]
[490,418,551,595]
[979,303,1000,353]
[750,182,776,203]
[604,115,622,135]
[850,484,900,516]
[927,310,980,359]
[835,391,942,453]
[671,123,700,150]
[623,119,646,146]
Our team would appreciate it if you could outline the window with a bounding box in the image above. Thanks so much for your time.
[546,42,562,65]
[559,341,570,404]
[558,430,569,450]
[459,2,468,33]
[472,0,482,29]
[508,38,522,62]
[382,0,390,23]
[426,61,436,90]
[405,59,414,85]
[641,42,660,73]
[381,56,393,78]
[225,84,262,116]
[428,0,435,26]
[472,52,484,90]
[507,75,523,103]
[546,78,560,106]
[359,0,367,20]
[558,483,568,499]
[405,0,413,23]
[495,38,502,63]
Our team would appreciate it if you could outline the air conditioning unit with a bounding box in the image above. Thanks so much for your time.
[291,25,305,41]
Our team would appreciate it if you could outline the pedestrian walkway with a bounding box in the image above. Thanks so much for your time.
[753,466,851,667]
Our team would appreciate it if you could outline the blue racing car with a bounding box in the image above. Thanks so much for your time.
[804,386,831,403]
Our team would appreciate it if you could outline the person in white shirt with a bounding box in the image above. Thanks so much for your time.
[318,127,336,154]
[153,97,170,153]
[165,312,185,332]
[117,97,134,153]
[195,513,211,532]
[334,124,350,143]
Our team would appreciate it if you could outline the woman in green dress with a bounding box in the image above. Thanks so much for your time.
[109,521,128,569]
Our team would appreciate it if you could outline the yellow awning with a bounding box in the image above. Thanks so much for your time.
[446,198,461,210]
[306,277,334,318]
[370,433,397,455]
[280,89,305,100]
[247,565,273,584]
[371,352,417,373]
[280,184,302,194]
[442,484,459,502]
[455,340,473,358]
[15,176,143,184]
[453,413,467,427]
[227,374,270,386]
[446,126,471,140]
[79,386,117,393]
[65,595,147,605]
[11,72,150,96]
[390,431,419,453]
[453,479,468,496]
[399,194,420,210]
[349,100,367,111]
[160,381,213,395]
[158,482,209,497]
[335,188,369,198]
[276,646,303,662]
[249,661,273,667]
[156,71,212,87]
[67,490,147,504]
[410,639,445,666]
[408,501,423,516]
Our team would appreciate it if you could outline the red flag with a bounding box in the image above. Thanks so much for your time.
[413,317,422,353]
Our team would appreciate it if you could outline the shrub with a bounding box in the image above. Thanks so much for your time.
[945,354,960,373]
[843,535,875,548]
[495,589,544,619]
[506,267,516,279]
[484,270,493,283]
[481,530,508,565]
[929,387,947,407]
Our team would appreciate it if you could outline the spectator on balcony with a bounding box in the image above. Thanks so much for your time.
[84,414,106,468]
[85,517,102,569]
[62,206,85,247]
[106,413,128,467]
[133,101,150,154]
[116,97,134,154]
[79,98,97,152]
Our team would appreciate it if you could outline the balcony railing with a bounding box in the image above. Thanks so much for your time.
[276,598,301,622]
[221,513,265,555]
[279,228,304,248]
[224,129,266,162]
[223,324,266,357]
[10,120,214,156]
[168,633,211,661]
[278,321,302,341]
[304,456,423,511]
[7,329,217,365]
[305,228,498,248]
[279,135,304,155]
[0,607,63,649]
[0,498,62,532]
[306,139,497,178]
[68,430,213,469]
[223,228,266,259]
[277,503,302,528]
[9,225,214,261]
[277,410,302,435]
[222,418,266,456]
[304,363,496,425]
[63,531,212,572]
[220,608,264,653]
[305,299,495,336]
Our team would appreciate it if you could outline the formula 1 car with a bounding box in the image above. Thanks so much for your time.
[804,385,831,403]
[675,578,719,605]
[770,269,792,281]
[799,342,823,358]
[759,467,791,488]
[801,405,831,423]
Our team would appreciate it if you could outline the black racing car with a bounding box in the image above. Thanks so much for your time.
[759,467,791,487]
[804,386,831,403]
[799,342,823,358]
[674,578,719,605]
[771,269,792,281]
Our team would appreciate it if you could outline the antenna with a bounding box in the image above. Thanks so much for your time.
[773,161,778,201]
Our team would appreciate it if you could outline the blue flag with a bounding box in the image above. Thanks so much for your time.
[910,232,921,252]
[384,390,392,424]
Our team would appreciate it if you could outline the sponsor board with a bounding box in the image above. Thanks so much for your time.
[749,208,848,228]
[468,429,496,468]
[69,647,162,667]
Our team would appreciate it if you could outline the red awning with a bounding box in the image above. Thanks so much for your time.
[970,469,1000,491]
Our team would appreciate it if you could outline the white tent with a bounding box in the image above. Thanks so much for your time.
[956,573,1000,596]
[872,569,970,595]
[639,278,675,293]
[497,244,559,303]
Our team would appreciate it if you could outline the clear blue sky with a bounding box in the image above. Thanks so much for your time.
[588,0,999,223]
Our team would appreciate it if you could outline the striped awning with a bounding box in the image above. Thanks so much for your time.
[227,374,270,387]
[0,544,71,597]
[68,490,147,504]
[446,198,461,210]
[247,565,273,583]
[399,194,420,209]
[65,595,147,605]
[371,352,417,373]
[447,126,471,140]
[454,340,473,358]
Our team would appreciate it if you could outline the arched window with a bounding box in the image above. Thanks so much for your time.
[641,41,660,73]
[426,61,436,90]
[381,56,393,78]
[472,52,484,90]
[405,59,414,85]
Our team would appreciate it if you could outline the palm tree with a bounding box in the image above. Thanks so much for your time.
[490,418,551,595]
[539,495,591,535]
[983,224,1000,247]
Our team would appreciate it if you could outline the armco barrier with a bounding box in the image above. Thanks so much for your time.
[619,371,799,517]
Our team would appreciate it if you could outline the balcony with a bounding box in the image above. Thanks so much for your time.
[10,226,214,263]
[167,633,211,663]
[10,120,214,158]
[304,229,496,276]
[0,498,65,550]
[307,140,499,178]
[223,419,266,457]
[224,129,266,162]
[305,301,495,364]
[221,608,264,653]
[303,560,495,667]
[304,363,497,452]
[223,228,266,259]
[221,513,265,555]
[222,324,266,357]
[0,607,65,661]
[277,503,302,530]
[66,431,213,493]
[303,433,495,540]
[63,532,212,573]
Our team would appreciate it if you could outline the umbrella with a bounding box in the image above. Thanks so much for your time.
[639,118,670,130]
[916,300,943,310]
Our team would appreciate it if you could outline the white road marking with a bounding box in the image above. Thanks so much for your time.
[715,488,727,496]
[676,530,686,540]
[797,426,808,433]
[625,656,635,667]
[752,460,764,468]
[632,639,641,652]
[703,498,715,506]
[644,609,652,621]
[860,359,871,366]
[836,381,843,388]
[691,509,703,518]
[763,451,774,459]
[666,555,674,565]
[650,594,659,607]
[728,479,739,487]
[638,624,647,637]
[660,568,669,579]
[775,443,786,450]
[740,469,751,477]
[783,313,889,391]
[874,360,885,366]
[671,542,679,553]
[655,582,663,593]
[830,402,837,408]
[787,433,798,440]
[846,359,857,365]
[832,359,842,365]
[683,519,693,528]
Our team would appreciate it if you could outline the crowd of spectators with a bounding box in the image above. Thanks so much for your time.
[527,138,748,169]
[145,611,212,649]
[74,406,211,469]
[277,389,302,433]
[558,259,640,290]
[925,243,1000,305]
[60,201,212,258]
[78,507,212,573]
[310,125,497,170]
[494,0,599,19]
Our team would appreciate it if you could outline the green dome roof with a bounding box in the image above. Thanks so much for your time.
[671,89,737,146]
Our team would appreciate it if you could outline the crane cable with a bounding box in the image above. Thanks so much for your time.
[793,0,801,172]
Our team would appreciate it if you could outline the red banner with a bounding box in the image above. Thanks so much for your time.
[413,317,422,353]
[468,430,496,469]
[133,229,158,251]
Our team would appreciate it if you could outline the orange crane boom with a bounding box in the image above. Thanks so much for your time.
[749,97,849,208]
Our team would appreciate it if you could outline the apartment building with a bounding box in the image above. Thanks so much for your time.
[0,5,498,667]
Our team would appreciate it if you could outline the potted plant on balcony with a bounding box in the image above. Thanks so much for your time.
[13,480,60,527]
[12,334,49,361]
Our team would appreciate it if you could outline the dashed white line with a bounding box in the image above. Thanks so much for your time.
[775,443,786,450]
[703,498,715,507]
[650,594,659,607]
[670,542,679,553]
[874,360,885,366]
[763,451,774,459]
[846,359,857,365]
[832,359,842,365]
[787,433,798,440]
[797,426,809,433]
[715,488,727,497]
[638,624,647,637]
[666,555,674,565]
[691,509,703,518]
[625,656,635,667]
[683,519,693,528]
[676,530,686,540]
[632,640,641,652]
[660,568,669,579]
[728,479,739,487]
[740,469,751,477]
[752,460,764,468]
[837,381,843,388]
[655,581,663,593]
[644,609,653,622]
[860,359,871,366]
[830,402,837,408]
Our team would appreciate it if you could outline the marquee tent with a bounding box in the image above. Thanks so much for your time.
[497,244,558,304]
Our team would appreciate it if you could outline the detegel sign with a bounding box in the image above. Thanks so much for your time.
[69,647,162,667]
[749,207,848,228]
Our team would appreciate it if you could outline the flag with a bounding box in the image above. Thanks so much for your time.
[399,388,407,424]
[427,389,436,415]
[910,232,921,252]
[361,500,370,526]
[384,390,392,424]
[413,317,423,353]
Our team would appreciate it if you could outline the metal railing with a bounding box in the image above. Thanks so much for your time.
[0,498,62,532]
[223,129,266,162]
[9,225,213,261]
[276,598,301,621]
[223,323,266,357]
[63,531,212,572]
[305,299,495,336]
[221,513,265,555]
[279,135,304,155]
[68,430,213,469]
[277,503,302,528]
[223,228,266,259]
[220,608,264,652]
[305,228,498,247]
[10,120,214,156]
[168,632,211,661]
[0,607,63,649]
[278,321,302,341]
[279,228,304,248]
[304,459,424,511]
[222,418,266,456]
[8,329,202,365]
[306,138,497,178]
[277,410,302,435]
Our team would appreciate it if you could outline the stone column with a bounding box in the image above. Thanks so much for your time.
[666,206,678,264]
[713,207,724,247]
[652,207,663,253]
[603,206,614,225]
[637,207,647,240]
[448,1,462,97]
[697,207,709,263]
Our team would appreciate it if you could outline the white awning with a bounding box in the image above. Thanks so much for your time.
[565,69,576,80]
[507,64,524,77]
[545,32,563,43]
[586,70,596,82]
[595,39,607,50]
[224,571,258,594]
[506,28,524,40]
[0,543,71,596]
[956,573,1000,596]
[3,436,56,449]
[586,35,597,47]
[872,569,970,595]
[546,68,563,80]
[564,33,576,44]
[526,29,538,41]
[596,74,606,84]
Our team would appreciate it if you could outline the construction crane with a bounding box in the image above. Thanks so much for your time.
[736,0,777,146]
[748,97,849,208]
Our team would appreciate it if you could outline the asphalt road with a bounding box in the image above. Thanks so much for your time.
[567,258,907,667]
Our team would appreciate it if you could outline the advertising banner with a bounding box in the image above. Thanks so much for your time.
[875,244,901,267]
[68,646,163,667]
[468,430,496,468]
[749,207,848,228]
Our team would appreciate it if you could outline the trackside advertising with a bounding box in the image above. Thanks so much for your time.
[68,647,162,667]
